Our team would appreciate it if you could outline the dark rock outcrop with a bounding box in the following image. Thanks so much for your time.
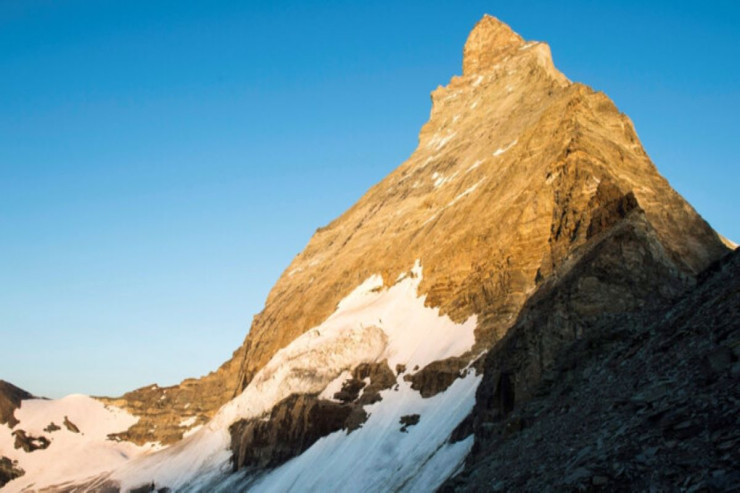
[63,415,80,433]
[12,429,50,452]
[405,357,470,398]
[399,414,420,432]
[44,422,61,433]
[0,456,25,488]
[0,380,32,428]
[229,394,353,470]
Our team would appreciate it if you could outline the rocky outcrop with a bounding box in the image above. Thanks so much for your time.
[399,414,420,432]
[102,381,210,445]
[229,394,354,471]
[63,415,80,433]
[443,248,740,491]
[12,429,50,452]
[229,361,396,471]
[0,380,32,428]
[44,422,61,433]
[0,456,24,489]
[405,357,471,398]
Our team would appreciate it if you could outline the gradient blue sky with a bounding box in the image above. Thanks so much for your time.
[2,1,738,398]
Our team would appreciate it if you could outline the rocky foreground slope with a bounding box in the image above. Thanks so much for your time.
[443,248,740,492]
[1,15,735,492]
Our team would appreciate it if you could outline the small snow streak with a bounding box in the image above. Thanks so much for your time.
[466,159,484,173]
[432,171,459,188]
[426,131,457,151]
[493,139,518,157]
[423,178,486,226]
[448,179,485,207]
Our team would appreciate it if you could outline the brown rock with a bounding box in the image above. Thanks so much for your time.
[44,422,61,433]
[12,429,50,452]
[0,456,24,489]
[0,380,32,428]
[229,394,353,470]
[63,415,80,433]
[406,357,469,398]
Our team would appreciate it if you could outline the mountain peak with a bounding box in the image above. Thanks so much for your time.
[463,15,525,75]
[12,14,731,493]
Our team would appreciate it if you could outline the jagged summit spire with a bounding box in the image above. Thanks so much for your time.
[463,15,525,75]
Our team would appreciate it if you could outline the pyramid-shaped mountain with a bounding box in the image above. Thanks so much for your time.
[1,15,734,492]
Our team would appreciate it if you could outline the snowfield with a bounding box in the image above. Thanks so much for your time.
[244,374,480,493]
[0,394,155,492]
[4,261,482,492]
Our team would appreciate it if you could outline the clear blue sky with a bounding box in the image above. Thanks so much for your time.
[1,1,738,398]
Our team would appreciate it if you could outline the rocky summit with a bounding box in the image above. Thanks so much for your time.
[1,15,736,492]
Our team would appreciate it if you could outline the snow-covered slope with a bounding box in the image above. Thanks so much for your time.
[244,375,479,493]
[0,395,158,492]
[92,261,479,491]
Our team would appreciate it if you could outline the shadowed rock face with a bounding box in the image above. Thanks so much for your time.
[0,456,25,489]
[406,357,471,398]
[108,15,728,447]
[230,394,354,470]
[0,380,32,428]
[443,248,740,492]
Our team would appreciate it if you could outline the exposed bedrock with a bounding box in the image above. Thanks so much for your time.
[229,361,396,471]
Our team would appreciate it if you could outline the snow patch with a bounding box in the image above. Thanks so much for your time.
[493,139,518,157]
[432,171,459,188]
[545,170,560,185]
[448,179,485,207]
[584,175,602,195]
[426,131,457,151]
[183,425,203,439]
[423,179,486,226]
[466,159,484,173]
[0,395,153,492]
[719,234,738,250]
